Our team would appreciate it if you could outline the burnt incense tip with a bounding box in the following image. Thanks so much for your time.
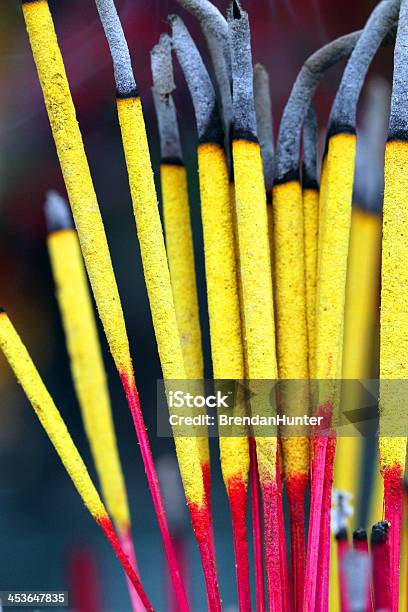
[302,105,318,189]
[254,63,274,192]
[94,0,137,97]
[371,520,390,545]
[151,34,175,99]
[353,528,368,542]
[44,191,73,233]
[0,307,5,313]
[170,14,223,145]
[335,527,348,542]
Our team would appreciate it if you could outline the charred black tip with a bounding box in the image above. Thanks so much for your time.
[353,528,368,542]
[232,0,242,20]
[370,521,390,545]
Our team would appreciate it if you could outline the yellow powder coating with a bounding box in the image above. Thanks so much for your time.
[315,134,356,386]
[197,143,249,485]
[47,229,130,532]
[303,187,319,379]
[232,139,278,483]
[161,164,203,380]
[379,140,408,471]
[160,164,209,470]
[22,0,132,377]
[334,209,382,519]
[116,97,205,507]
[272,180,309,478]
[117,97,185,381]
[0,312,106,520]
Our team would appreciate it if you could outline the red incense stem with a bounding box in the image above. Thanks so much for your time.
[316,435,336,612]
[119,527,145,612]
[120,373,189,611]
[98,516,154,611]
[304,435,328,609]
[304,403,332,611]
[286,472,307,612]
[352,529,372,611]
[188,502,222,611]
[166,534,189,612]
[263,479,282,612]
[371,521,391,611]
[276,454,290,612]
[202,461,217,569]
[249,437,266,612]
[383,465,403,612]
[228,477,251,611]
[336,529,350,612]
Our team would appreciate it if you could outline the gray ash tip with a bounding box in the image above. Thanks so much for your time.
[175,0,228,40]
[94,0,137,97]
[253,63,274,193]
[44,191,73,233]
[151,34,175,99]
[228,0,258,140]
[389,0,408,139]
[170,14,223,145]
[370,520,390,545]
[302,106,318,189]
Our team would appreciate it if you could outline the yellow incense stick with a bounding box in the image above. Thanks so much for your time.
[0,311,152,611]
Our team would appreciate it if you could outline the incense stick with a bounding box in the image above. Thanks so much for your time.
[171,16,251,609]
[0,311,153,612]
[93,2,217,608]
[151,33,212,512]
[45,192,143,612]
[380,2,408,609]
[228,3,285,609]
[310,3,400,607]
[21,2,187,607]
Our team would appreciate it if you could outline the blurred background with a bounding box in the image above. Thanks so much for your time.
[0,0,389,609]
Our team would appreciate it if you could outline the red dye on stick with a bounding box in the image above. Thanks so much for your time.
[98,516,154,611]
[336,529,350,612]
[228,476,251,611]
[120,373,189,611]
[383,465,403,612]
[371,520,391,611]
[249,437,266,612]
[286,472,307,611]
[118,527,145,612]
[263,479,283,612]
[304,402,333,611]
[316,435,336,612]
[276,455,290,612]
[188,501,221,611]
[352,529,372,611]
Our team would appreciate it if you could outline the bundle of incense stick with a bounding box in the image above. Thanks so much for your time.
[4,0,408,608]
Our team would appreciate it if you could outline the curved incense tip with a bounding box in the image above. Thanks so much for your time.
[275,30,361,182]
[94,0,137,97]
[44,190,73,232]
[170,14,223,145]
[389,0,408,139]
[253,63,274,193]
[371,520,390,545]
[175,0,232,134]
[151,35,183,162]
[331,489,354,535]
[329,0,399,135]
[353,77,390,212]
[352,527,368,542]
[302,106,318,189]
[175,0,228,39]
[228,0,258,141]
